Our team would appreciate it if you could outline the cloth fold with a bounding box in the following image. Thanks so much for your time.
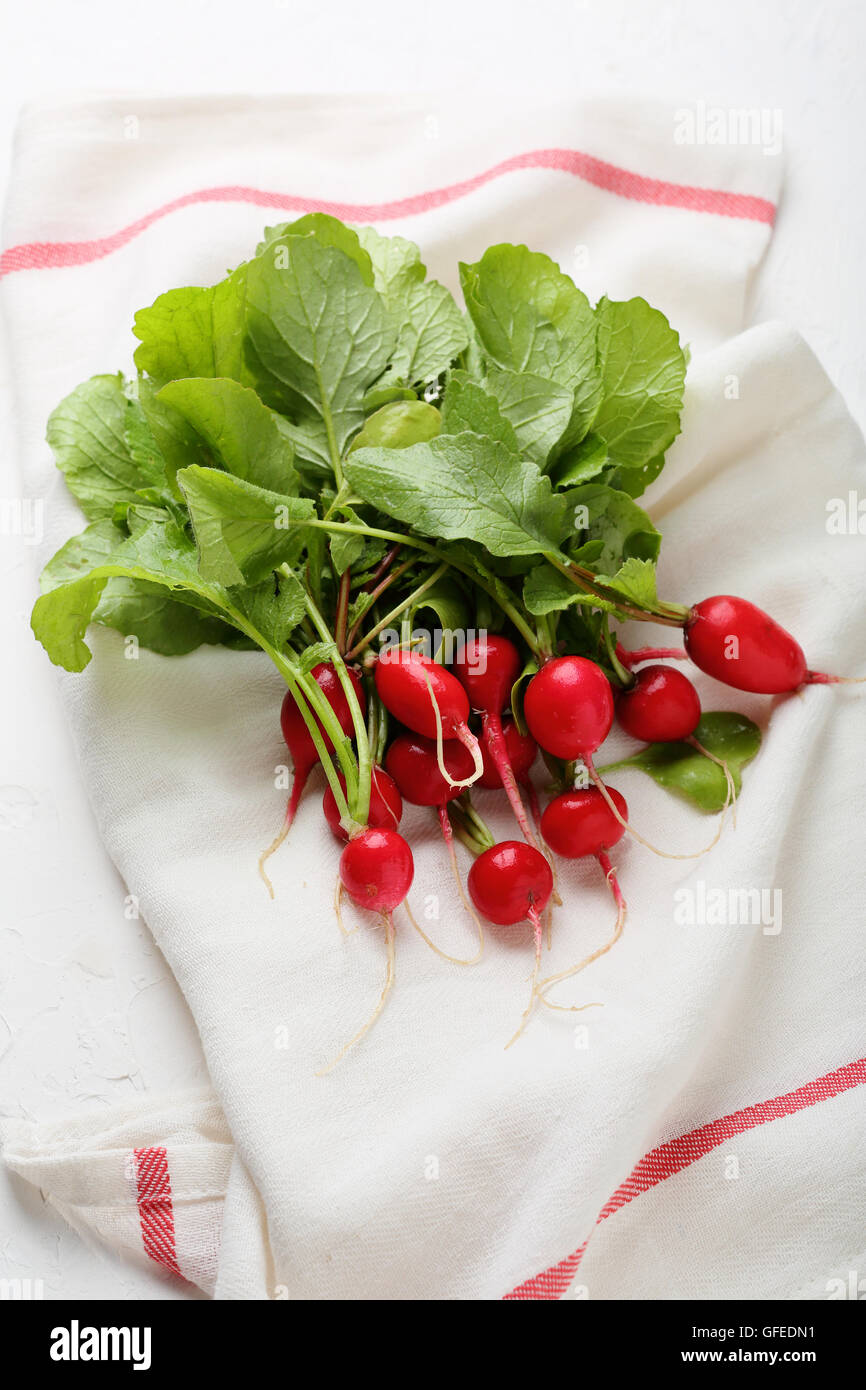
[3,94,863,1301]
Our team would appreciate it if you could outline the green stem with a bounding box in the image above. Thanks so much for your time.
[345,562,449,661]
[294,518,545,659]
[224,602,353,822]
[544,552,689,628]
[602,617,633,688]
[301,587,371,826]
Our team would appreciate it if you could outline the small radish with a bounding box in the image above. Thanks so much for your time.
[453,634,539,847]
[374,648,483,787]
[259,663,366,894]
[524,656,614,761]
[385,733,484,962]
[537,787,629,1013]
[616,664,736,812]
[318,827,414,1075]
[322,767,403,842]
[684,595,864,693]
[339,827,414,914]
[467,840,554,1044]
[617,664,701,743]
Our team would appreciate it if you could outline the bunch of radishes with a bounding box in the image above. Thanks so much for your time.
[266,594,857,1067]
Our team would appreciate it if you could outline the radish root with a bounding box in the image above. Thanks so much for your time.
[316,912,396,1075]
[586,759,728,861]
[686,735,738,828]
[258,768,310,898]
[537,852,625,1011]
[504,905,544,1049]
[421,665,483,789]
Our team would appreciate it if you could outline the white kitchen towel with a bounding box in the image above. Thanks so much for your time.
[2,94,864,1301]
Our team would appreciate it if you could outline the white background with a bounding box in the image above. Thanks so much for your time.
[1,0,863,1300]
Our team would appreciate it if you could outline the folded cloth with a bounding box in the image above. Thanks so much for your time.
[4,94,863,1301]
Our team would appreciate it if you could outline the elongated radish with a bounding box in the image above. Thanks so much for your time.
[384,733,485,959]
[453,634,538,846]
[259,663,366,894]
[684,595,864,692]
[323,767,403,841]
[538,786,628,1009]
[524,656,614,761]
[467,840,554,1045]
[318,827,414,1075]
[374,648,482,787]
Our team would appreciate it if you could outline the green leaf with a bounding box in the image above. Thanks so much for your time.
[256,214,374,284]
[552,433,609,488]
[440,373,519,454]
[136,376,211,494]
[40,520,126,591]
[46,375,163,521]
[93,579,231,655]
[591,297,686,468]
[567,483,661,573]
[409,576,469,660]
[177,466,315,586]
[603,453,665,499]
[357,227,426,299]
[483,365,573,467]
[346,433,568,559]
[133,266,248,387]
[600,712,762,813]
[348,400,441,453]
[358,226,467,387]
[244,234,395,471]
[329,504,386,577]
[459,244,601,443]
[230,569,306,650]
[594,556,659,609]
[31,521,232,672]
[157,377,298,495]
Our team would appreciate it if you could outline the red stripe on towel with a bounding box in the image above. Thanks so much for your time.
[0,146,775,280]
[505,1057,866,1299]
[134,1145,183,1279]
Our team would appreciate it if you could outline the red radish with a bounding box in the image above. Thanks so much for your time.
[384,733,474,806]
[617,664,701,743]
[385,732,485,962]
[322,768,402,842]
[541,786,628,860]
[468,840,553,934]
[339,827,414,913]
[259,663,366,895]
[524,656,614,761]
[616,664,736,812]
[318,827,414,1075]
[468,840,554,1044]
[374,648,482,787]
[537,787,628,1010]
[453,634,538,847]
[684,595,864,693]
[478,717,537,789]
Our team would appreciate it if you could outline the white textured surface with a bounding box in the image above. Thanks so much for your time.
[0,0,863,1300]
